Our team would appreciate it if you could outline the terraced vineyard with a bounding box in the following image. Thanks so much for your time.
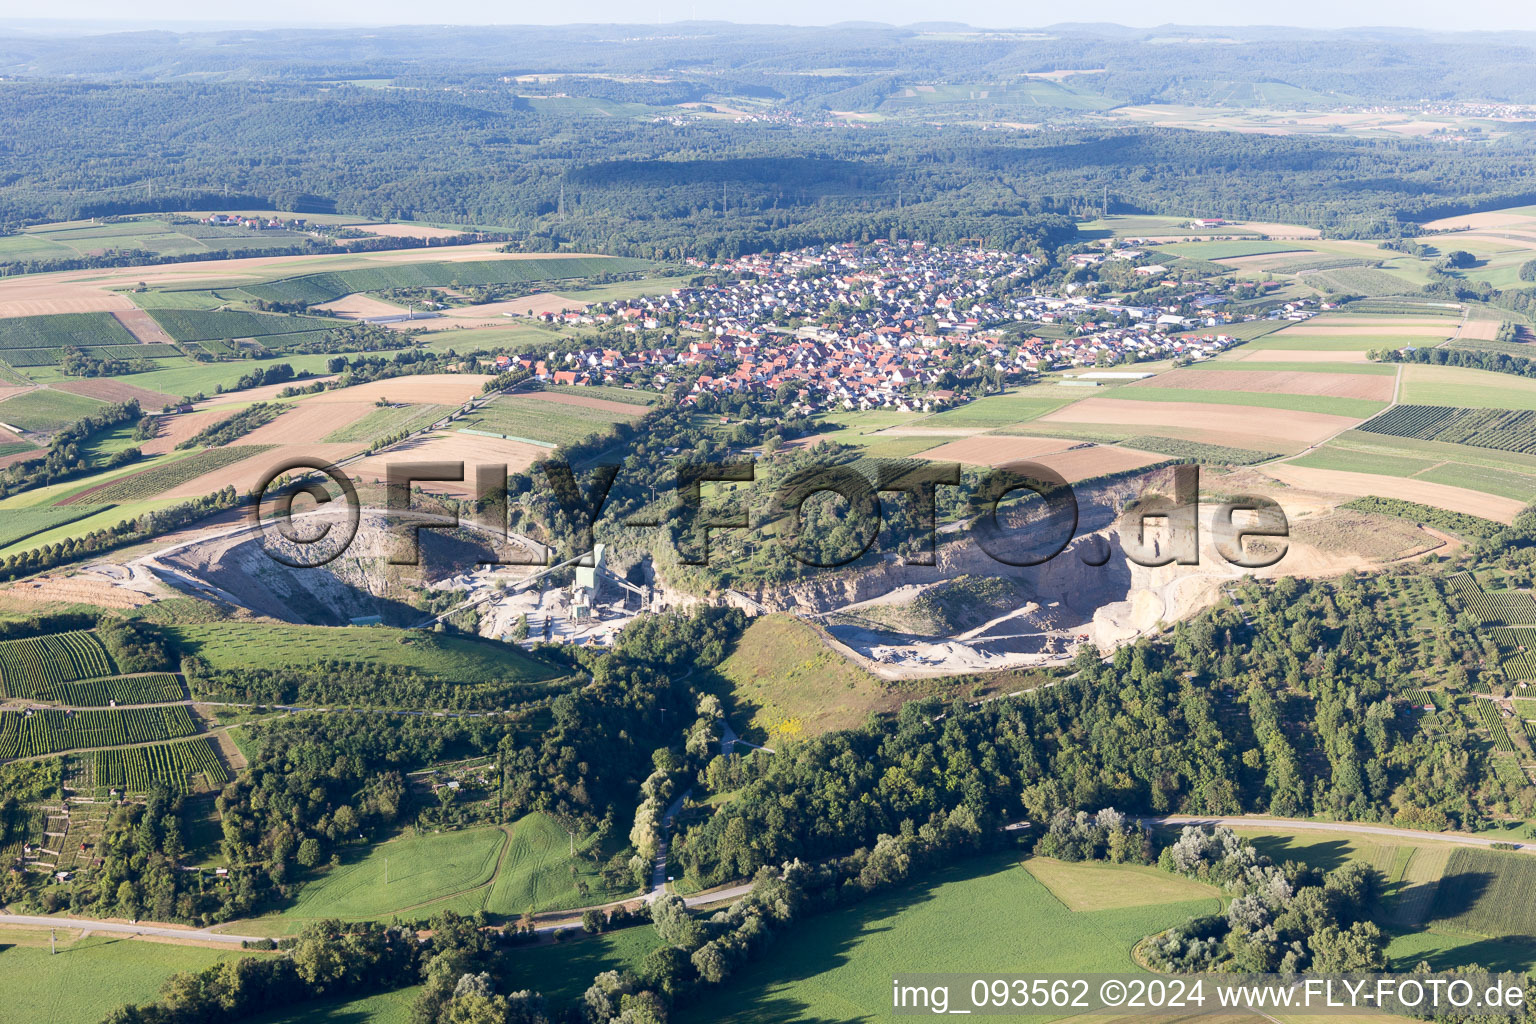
[26,674,185,706]
[1470,699,1518,752]
[1491,756,1527,786]
[94,737,228,792]
[1360,405,1536,455]
[0,631,116,696]
[1401,688,1440,710]
[0,706,198,759]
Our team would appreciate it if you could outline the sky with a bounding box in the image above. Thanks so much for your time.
[3,0,1534,32]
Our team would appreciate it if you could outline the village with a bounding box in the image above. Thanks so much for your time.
[510,239,1322,413]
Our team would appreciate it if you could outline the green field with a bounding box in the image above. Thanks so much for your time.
[1159,239,1310,259]
[288,828,506,920]
[0,312,140,352]
[460,394,642,446]
[146,308,335,343]
[0,926,255,1024]
[1289,445,1440,477]
[483,813,629,915]
[677,852,1219,1024]
[243,256,652,305]
[911,389,1072,428]
[545,384,658,406]
[166,623,558,682]
[1400,364,1536,411]
[0,504,106,549]
[1429,848,1536,938]
[320,403,450,443]
[0,388,107,432]
[69,446,274,504]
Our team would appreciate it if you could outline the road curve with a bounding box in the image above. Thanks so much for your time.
[0,912,261,944]
[1142,815,1533,854]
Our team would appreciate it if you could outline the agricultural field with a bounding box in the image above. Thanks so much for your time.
[0,216,320,264]
[459,392,643,447]
[908,388,1073,428]
[0,926,257,1024]
[66,445,274,504]
[0,630,116,695]
[546,384,658,406]
[0,705,198,758]
[1469,698,1518,751]
[167,623,559,683]
[1158,239,1309,259]
[145,308,335,343]
[320,402,450,443]
[1492,628,1536,680]
[676,851,1219,1024]
[1106,384,1386,419]
[94,737,229,792]
[0,504,104,549]
[1399,365,1536,411]
[1429,849,1536,941]
[0,387,107,433]
[0,311,140,352]
[6,671,184,705]
[1305,265,1421,295]
[1360,405,1536,455]
[1131,367,1394,402]
[1448,574,1536,625]
[242,256,651,306]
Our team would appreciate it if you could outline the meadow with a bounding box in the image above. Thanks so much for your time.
[482,812,630,916]
[705,615,904,744]
[0,388,107,432]
[320,403,450,443]
[167,622,558,683]
[676,852,1219,1024]
[460,395,639,446]
[286,827,506,921]
[0,927,256,1024]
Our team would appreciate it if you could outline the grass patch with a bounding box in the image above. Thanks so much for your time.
[482,812,632,916]
[0,388,107,432]
[321,403,450,443]
[546,384,658,406]
[1289,446,1439,477]
[460,394,640,447]
[0,927,255,1024]
[676,851,1218,1024]
[1400,365,1536,411]
[1021,858,1219,911]
[0,504,107,549]
[286,827,505,921]
[705,614,892,745]
[165,622,559,682]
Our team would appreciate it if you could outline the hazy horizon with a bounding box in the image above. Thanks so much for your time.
[2,1,1534,34]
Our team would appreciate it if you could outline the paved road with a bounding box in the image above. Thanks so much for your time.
[1142,815,1533,853]
[0,912,261,944]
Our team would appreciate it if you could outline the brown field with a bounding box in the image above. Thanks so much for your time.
[309,293,406,319]
[0,385,31,408]
[0,279,136,317]
[521,390,649,417]
[1132,368,1393,401]
[338,222,466,240]
[236,400,375,445]
[348,430,548,496]
[110,308,176,345]
[1038,397,1361,446]
[0,574,152,610]
[0,244,616,311]
[1033,445,1166,481]
[52,379,179,410]
[306,373,493,406]
[1259,463,1525,523]
[1422,210,1536,232]
[916,435,1083,465]
[1275,323,1452,337]
[138,408,240,455]
[161,442,359,499]
[1458,320,1506,341]
[1233,348,1370,363]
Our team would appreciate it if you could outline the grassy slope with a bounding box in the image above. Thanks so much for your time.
[706,615,894,744]
[0,388,106,432]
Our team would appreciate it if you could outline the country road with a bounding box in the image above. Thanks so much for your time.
[0,912,260,945]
